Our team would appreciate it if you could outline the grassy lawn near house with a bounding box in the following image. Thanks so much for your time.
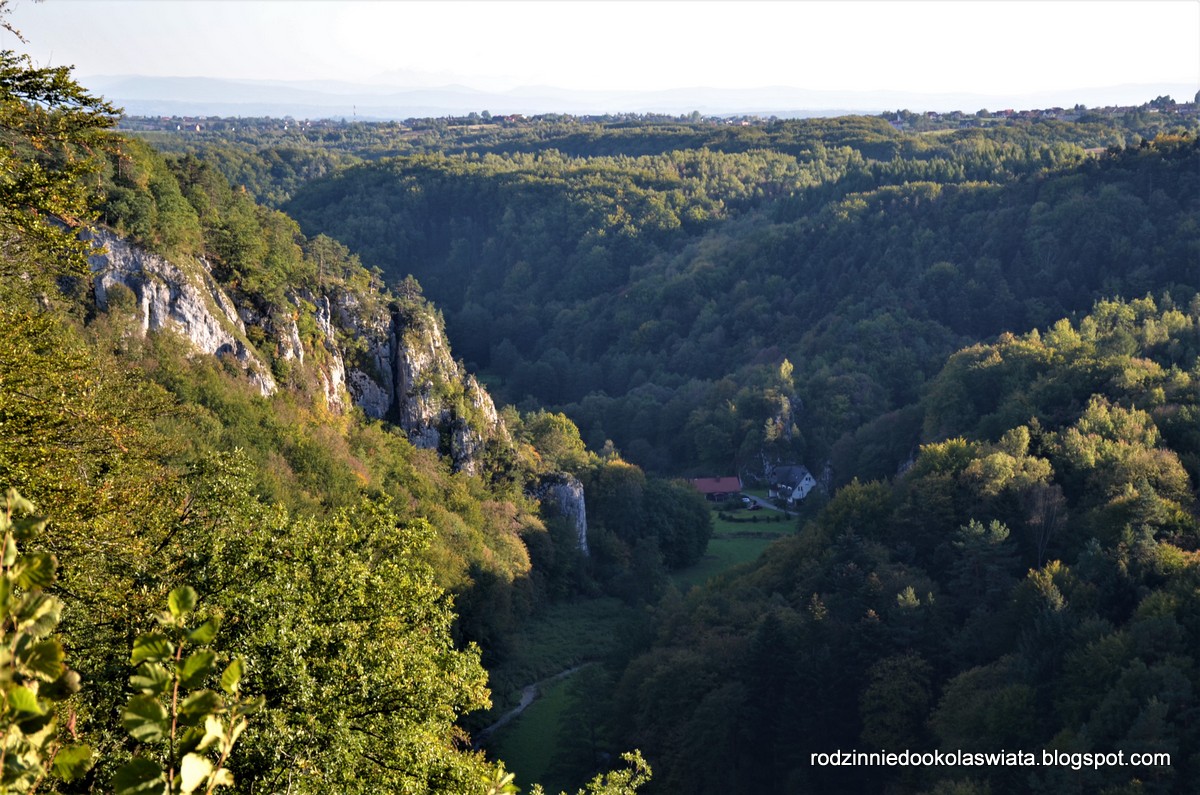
[672,534,787,589]
[672,505,795,589]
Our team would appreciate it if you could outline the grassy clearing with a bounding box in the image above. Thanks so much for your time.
[487,504,797,786]
[483,599,632,794]
[672,505,794,589]
[488,676,575,791]
[484,597,635,714]
[673,534,787,589]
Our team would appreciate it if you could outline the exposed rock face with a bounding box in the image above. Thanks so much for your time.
[536,473,589,556]
[347,369,391,418]
[331,289,395,419]
[319,347,347,414]
[87,229,277,396]
[336,295,508,475]
[89,228,508,475]
[303,292,349,414]
[274,315,305,366]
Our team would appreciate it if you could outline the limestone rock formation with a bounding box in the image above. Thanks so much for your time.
[535,473,589,556]
[89,228,509,476]
[315,282,510,473]
[87,229,277,396]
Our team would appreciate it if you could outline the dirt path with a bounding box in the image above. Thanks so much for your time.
[474,663,594,745]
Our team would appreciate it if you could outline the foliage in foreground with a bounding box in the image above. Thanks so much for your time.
[115,586,260,795]
[0,489,92,793]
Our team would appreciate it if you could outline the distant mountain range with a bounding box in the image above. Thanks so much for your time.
[82,75,1197,119]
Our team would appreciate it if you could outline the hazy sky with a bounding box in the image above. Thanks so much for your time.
[6,0,1200,98]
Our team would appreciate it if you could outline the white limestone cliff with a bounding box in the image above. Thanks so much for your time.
[88,228,516,478]
[87,229,277,396]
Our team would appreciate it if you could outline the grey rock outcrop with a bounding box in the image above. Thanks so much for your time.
[87,229,277,396]
[347,369,391,418]
[334,291,508,475]
[319,346,347,414]
[302,292,349,414]
[274,315,305,366]
[535,473,589,556]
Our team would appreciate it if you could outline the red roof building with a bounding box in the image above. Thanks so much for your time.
[688,477,743,500]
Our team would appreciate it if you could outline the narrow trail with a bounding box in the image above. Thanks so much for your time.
[474,662,595,746]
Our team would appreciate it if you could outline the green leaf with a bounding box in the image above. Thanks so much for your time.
[122,694,168,743]
[168,586,198,619]
[179,650,216,690]
[5,489,35,516]
[3,534,17,567]
[18,638,65,682]
[15,708,53,735]
[13,551,57,588]
[41,669,81,699]
[10,515,48,540]
[130,632,174,665]
[219,657,244,695]
[227,716,247,749]
[237,695,265,716]
[52,743,94,782]
[113,758,167,795]
[15,592,61,637]
[179,724,206,755]
[180,689,222,718]
[130,662,172,696]
[7,685,44,715]
[186,617,220,645]
[210,767,235,789]
[179,753,213,794]
[199,714,223,751]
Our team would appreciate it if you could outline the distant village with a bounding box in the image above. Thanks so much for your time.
[884,93,1200,132]
[117,93,1200,136]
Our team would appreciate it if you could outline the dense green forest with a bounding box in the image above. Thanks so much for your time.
[612,296,1200,793]
[277,112,1199,478]
[131,105,1188,209]
[5,4,1200,791]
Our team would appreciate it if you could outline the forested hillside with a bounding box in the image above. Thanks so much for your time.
[612,297,1200,793]
[0,24,663,793]
[132,107,1187,208]
[238,106,1196,794]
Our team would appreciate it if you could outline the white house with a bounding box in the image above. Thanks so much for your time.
[769,465,817,505]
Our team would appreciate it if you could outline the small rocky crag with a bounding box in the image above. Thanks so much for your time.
[533,473,589,557]
[88,228,278,396]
